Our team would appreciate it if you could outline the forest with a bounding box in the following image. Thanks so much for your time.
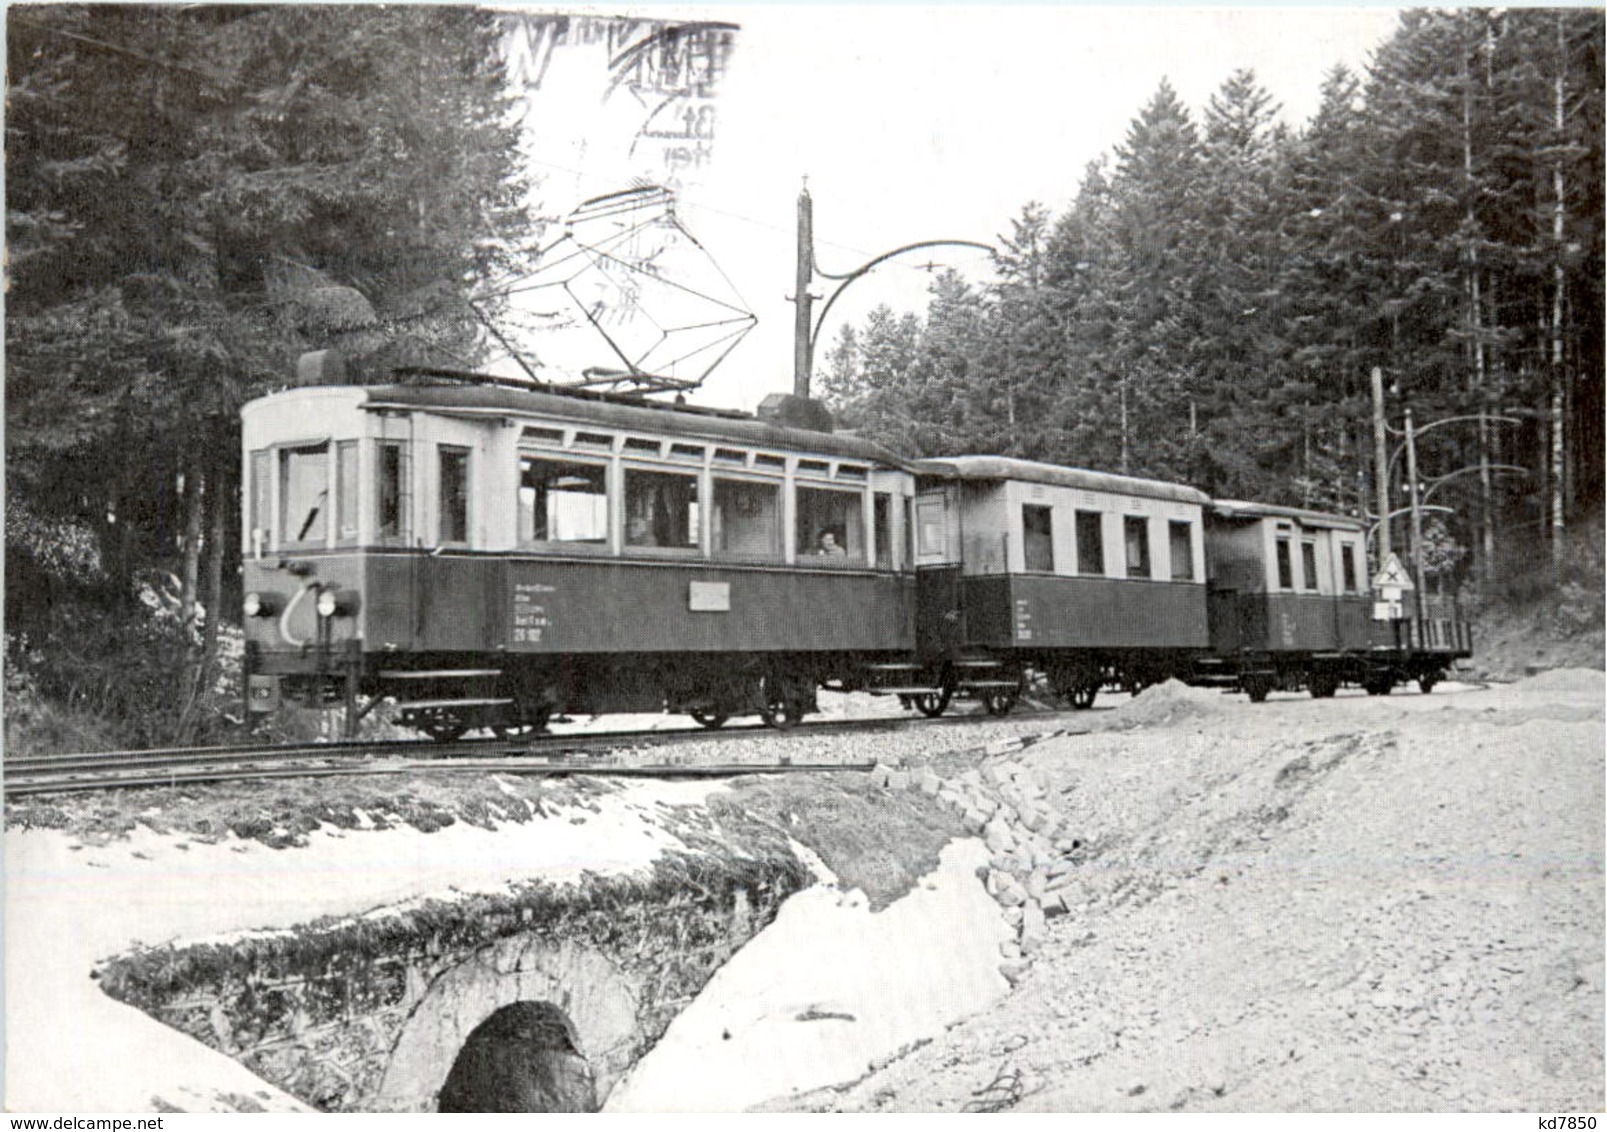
[5,7,1602,748]
[820,8,1602,595]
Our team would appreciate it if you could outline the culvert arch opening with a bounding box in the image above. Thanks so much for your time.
[436,1001,596,1113]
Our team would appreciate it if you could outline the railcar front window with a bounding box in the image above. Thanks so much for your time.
[1023,504,1054,573]
[520,457,608,545]
[280,443,329,546]
[336,441,358,544]
[626,468,699,549]
[439,446,470,544]
[377,442,410,542]
[1169,520,1194,581]
[712,477,780,558]
[797,486,864,561]
[1341,543,1359,593]
[1124,516,1150,578]
[1276,538,1294,589]
[916,499,945,558]
[248,449,270,554]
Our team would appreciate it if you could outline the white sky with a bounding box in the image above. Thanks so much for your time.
[501,5,1405,411]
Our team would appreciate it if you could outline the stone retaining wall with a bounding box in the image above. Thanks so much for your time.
[874,736,1084,984]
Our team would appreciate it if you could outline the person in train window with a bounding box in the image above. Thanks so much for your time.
[817,530,847,557]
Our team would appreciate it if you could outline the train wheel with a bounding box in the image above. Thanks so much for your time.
[1417,673,1440,694]
[982,689,1019,716]
[911,688,951,718]
[759,701,802,729]
[423,722,466,743]
[691,710,729,729]
[758,675,804,730]
[1243,676,1272,704]
[1308,672,1338,699]
[1364,676,1393,696]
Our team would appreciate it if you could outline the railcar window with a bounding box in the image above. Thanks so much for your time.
[248,449,270,554]
[1124,516,1150,578]
[1023,505,1055,573]
[1075,510,1104,574]
[377,442,410,542]
[1301,541,1320,591]
[523,426,564,445]
[624,437,661,455]
[797,459,830,476]
[1341,542,1359,592]
[1169,520,1194,581]
[1276,538,1294,589]
[439,446,470,544]
[280,443,329,546]
[712,478,781,558]
[874,493,893,569]
[626,468,699,549]
[519,457,608,544]
[916,498,945,558]
[903,497,915,565]
[714,448,746,465]
[798,486,864,561]
[755,453,786,471]
[336,441,359,544]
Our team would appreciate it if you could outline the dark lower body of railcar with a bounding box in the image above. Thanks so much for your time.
[242,549,916,739]
[1198,590,1473,701]
[894,570,1210,712]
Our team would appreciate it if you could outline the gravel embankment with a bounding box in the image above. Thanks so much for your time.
[768,672,1605,1112]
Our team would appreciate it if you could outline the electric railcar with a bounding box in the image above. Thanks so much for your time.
[241,356,1472,738]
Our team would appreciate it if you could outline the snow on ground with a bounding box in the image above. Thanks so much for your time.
[794,670,1605,1112]
[603,837,1011,1112]
[4,779,723,1112]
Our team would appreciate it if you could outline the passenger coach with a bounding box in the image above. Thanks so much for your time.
[903,456,1212,710]
[242,359,921,738]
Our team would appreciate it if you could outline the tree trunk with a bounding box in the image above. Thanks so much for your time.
[199,446,228,720]
[179,455,205,630]
[1548,9,1568,560]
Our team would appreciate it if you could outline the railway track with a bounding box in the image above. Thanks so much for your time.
[3,707,1072,798]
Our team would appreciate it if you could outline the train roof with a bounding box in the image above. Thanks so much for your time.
[342,382,912,468]
[914,455,1211,506]
[1210,499,1366,531]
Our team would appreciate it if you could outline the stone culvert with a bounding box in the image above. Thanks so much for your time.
[94,851,809,1112]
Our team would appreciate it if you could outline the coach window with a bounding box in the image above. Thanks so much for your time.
[519,456,608,545]
[1169,520,1194,581]
[874,492,894,569]
[335,441,359,545]
[1023,504,1054,573]
[248,449,271,555]
[438,445,470,544]
[797,486,864,561]
[1341,542,1359,593]
[1075,510,1104,575]
[376,441,411,543]
[1275,537,1294,589]
[280,442,329,547]
[1301,540,1320,591]
[626,468,699,549]
[1123,516,1150,579]
[712,477,781,559]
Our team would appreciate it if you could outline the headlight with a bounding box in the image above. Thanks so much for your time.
[244,592,281,618]
[316,589,358,618]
